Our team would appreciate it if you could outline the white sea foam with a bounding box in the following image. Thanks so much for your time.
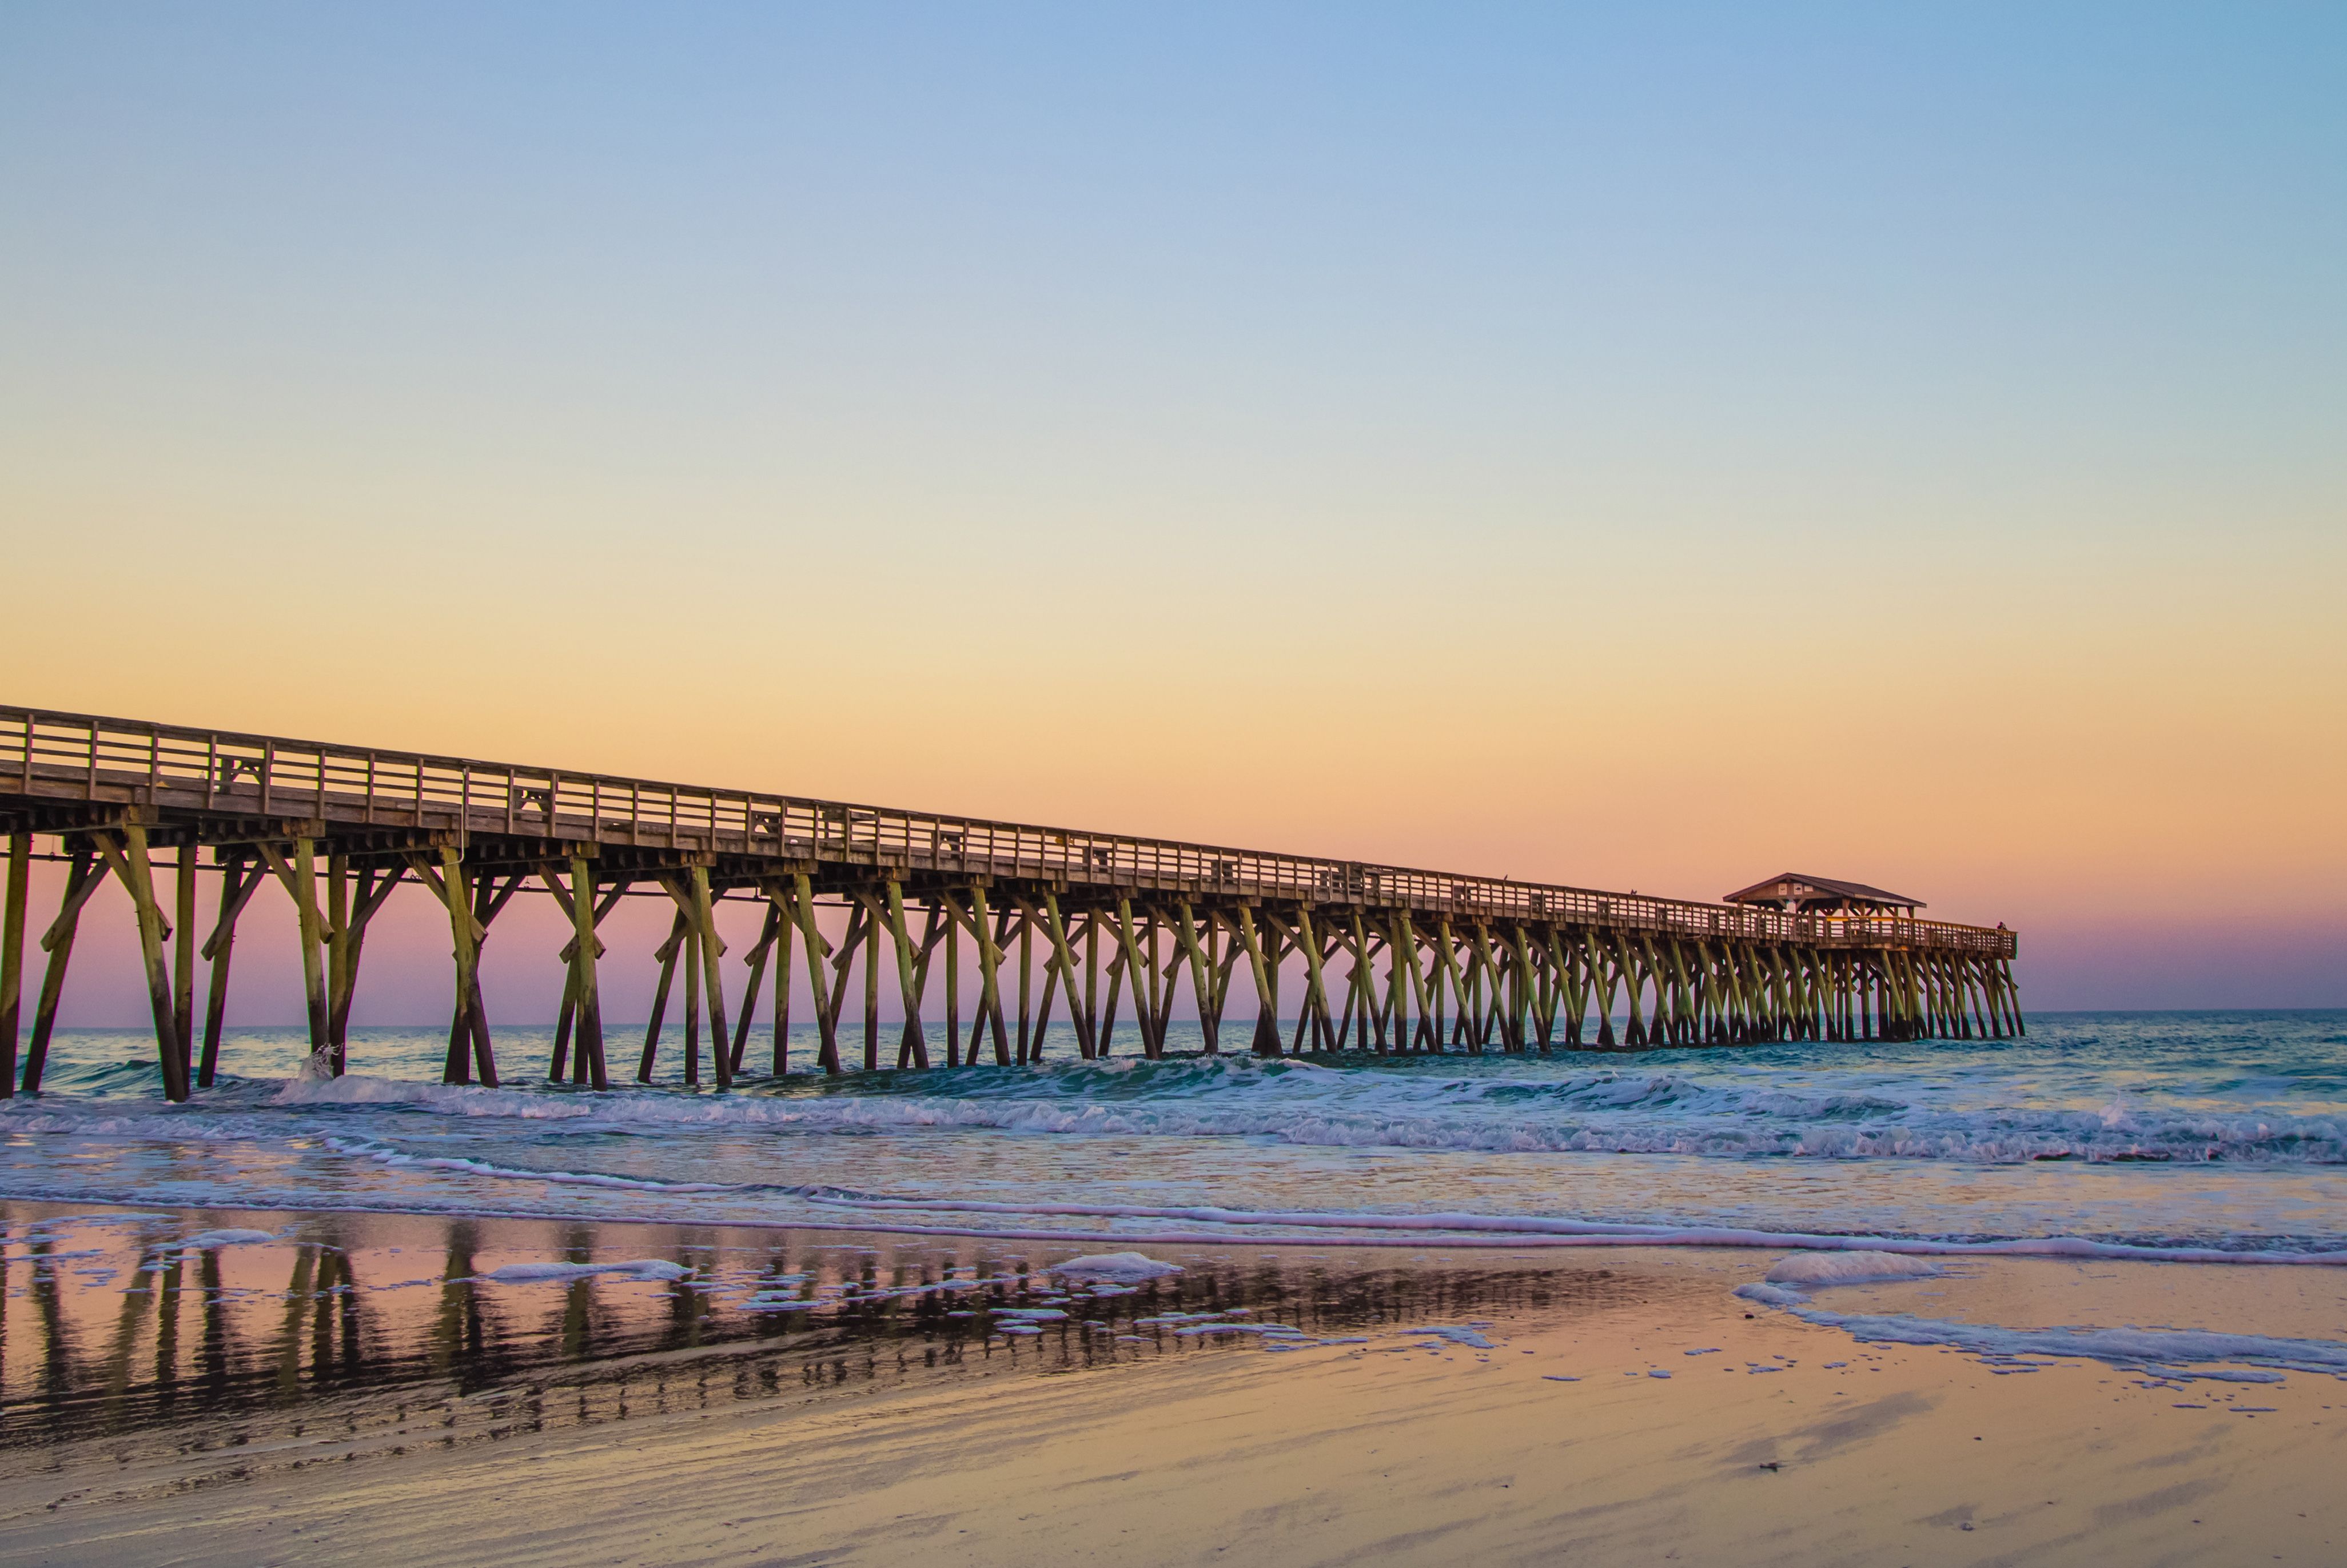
[176,1228,276,1249]
[147,1059,2347,1166]
[275,1077,600,1118]
[1782,1307,2347,1380]
[325,1138,734,1192]
[1732,1283,1806,1307]
[1764,1251,1943,1287]
[1399,1325,1496,1348]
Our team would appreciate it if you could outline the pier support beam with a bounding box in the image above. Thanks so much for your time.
[323,863,406,1076]
[768,883,798,1075]
[91,825,189,1101]
[0,831,26,1096]
[413,848,498,1087]
[691,866,731,1090]
[1038,891,1090,1060]
[973,886,1011,1065]
[1111,896,1162,1059]
[173,842,197,1074]
[1232,905,1276,1057]
[637,908,688,1082]
[883,880,929,1069]
[21,845,106,1094]
[654,869,731,1086]
[1173,901,1216,1056]
[942,890,962,1067]
[788,873,842,1074]
[197,853,265,1087]
[253,838,332,1064]
[1296,907,1333,1052]
[541,857,612,1090]
[727,901,784,1075]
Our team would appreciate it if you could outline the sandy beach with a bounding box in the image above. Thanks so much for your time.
[5,1202,2342,1566]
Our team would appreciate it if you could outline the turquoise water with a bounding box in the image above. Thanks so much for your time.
[4,1012,2342,1255]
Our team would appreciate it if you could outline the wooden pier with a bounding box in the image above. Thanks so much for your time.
[0,706,2022,1100]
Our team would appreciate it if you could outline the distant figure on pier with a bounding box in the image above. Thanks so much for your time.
[1723,873,1923,919]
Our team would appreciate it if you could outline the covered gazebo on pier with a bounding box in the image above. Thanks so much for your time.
[1722,873,1924,918]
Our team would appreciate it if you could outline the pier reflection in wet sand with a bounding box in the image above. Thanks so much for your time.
[0,1202,1657,1492]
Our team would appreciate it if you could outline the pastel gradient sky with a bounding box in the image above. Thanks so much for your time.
[3,2,2341,1022]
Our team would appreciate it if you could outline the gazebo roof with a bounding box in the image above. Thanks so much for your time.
[1722,872,1925,909]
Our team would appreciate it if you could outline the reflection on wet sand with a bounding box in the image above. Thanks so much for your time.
[11,1201,2347,1566]
[1,1202,1661,1492]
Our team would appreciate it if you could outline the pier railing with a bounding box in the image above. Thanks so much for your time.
[0,705,2014,957]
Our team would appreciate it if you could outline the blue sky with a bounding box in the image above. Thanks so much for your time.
[4,3,2342,1012]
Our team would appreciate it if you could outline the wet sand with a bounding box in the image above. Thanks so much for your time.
[3,1202,2343,1565]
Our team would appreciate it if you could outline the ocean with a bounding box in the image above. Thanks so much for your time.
[6,1011,2342,1262]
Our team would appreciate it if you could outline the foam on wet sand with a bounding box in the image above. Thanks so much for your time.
[1763,1249,1943,1287]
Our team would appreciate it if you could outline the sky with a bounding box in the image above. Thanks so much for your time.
[2,2,2341,1023]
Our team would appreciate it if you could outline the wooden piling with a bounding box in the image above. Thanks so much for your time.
[1230,904,1276,1058]
[416,847,496,1086]
[324,863,396,1075]
[1039,892,1091,1060]
[1083,912,1100,1058]
[691,865,730,1090]
[683,917,703,1086]
[288,840,330,1059]
[884,881,928,1069]
[0,831,25,1096]
[771,885,796,1074]
[862,895,883,1071]
[789,873,842,1074]
[1110,896,1159,1059]
[91,826,189,1101]
[973,885,1011,1065]
[639,908,687,1082]
[567,855,607,1088]
[1098,936,1124,1056]
[173,841,197,1076]
[1032,935,1061,1059]
[197,854,263,1087]
[728,902,782,1074]
[943,889,962,1067]
[1298,907,1333,1051]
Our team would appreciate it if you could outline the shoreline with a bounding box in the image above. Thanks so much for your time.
[7,1169,2347,1267]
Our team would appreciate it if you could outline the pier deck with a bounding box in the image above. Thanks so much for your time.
[0,706,2021,1099]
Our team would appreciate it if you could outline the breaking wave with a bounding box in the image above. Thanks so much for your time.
[231,1053,2347,1165]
